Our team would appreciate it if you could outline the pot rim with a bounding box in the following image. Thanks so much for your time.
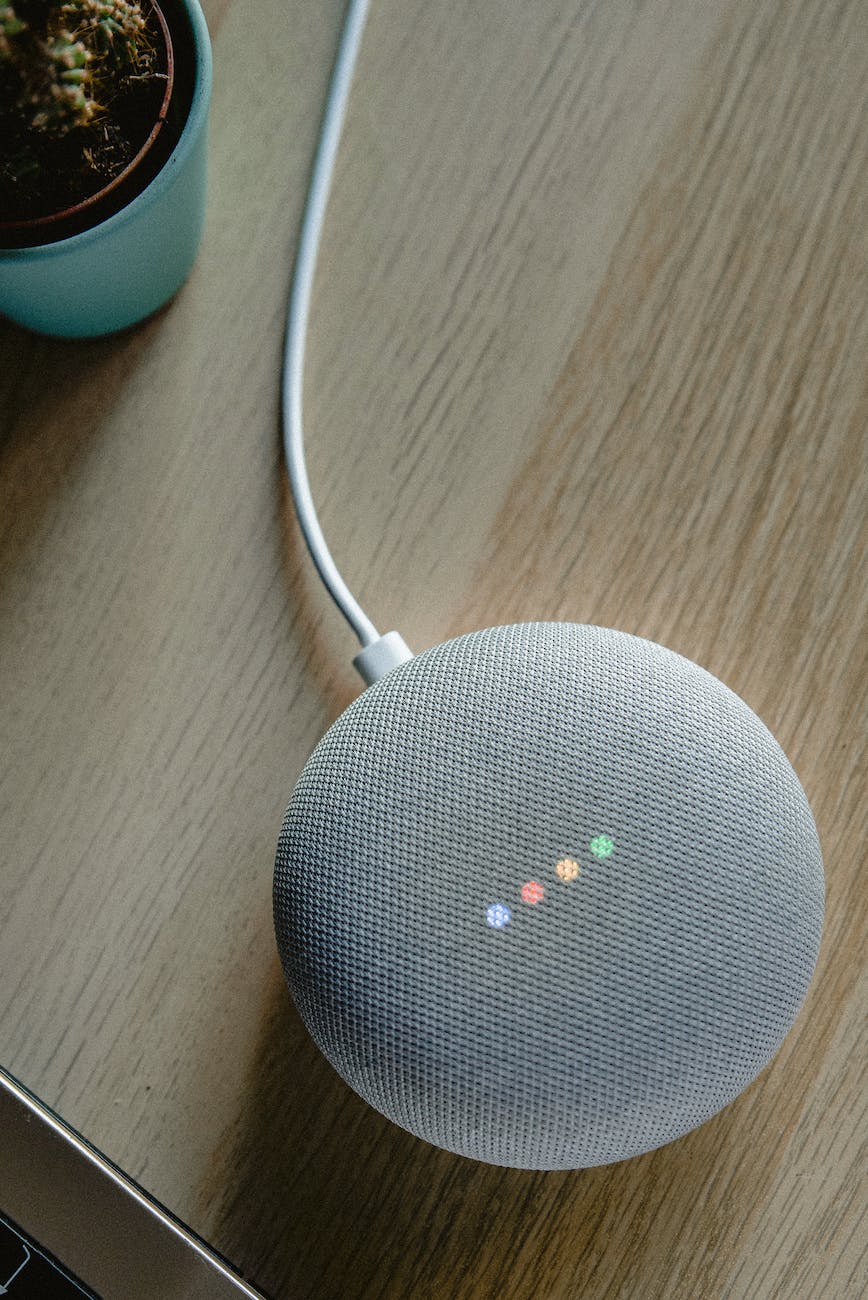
[0,0,212,260]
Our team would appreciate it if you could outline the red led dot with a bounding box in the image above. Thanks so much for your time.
[521,880,544,905]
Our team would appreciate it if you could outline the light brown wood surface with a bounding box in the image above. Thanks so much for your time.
[1,0,866,1296]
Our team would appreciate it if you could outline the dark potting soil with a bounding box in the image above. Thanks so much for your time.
[0,0,193,244]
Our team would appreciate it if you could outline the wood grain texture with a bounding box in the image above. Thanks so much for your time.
[1,0,865,1296]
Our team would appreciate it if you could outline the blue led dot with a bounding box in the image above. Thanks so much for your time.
[486,903,512,929]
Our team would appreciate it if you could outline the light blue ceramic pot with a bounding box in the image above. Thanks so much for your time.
[0,0,212,338]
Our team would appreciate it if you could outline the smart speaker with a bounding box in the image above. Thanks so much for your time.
[274,622,824,1170]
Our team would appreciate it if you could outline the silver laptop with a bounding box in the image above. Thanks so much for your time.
[0,1067,267,1299]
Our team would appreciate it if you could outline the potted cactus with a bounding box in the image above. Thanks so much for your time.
[0,0,211,336]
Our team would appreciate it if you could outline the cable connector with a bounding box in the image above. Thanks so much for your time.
[353,631,414,686]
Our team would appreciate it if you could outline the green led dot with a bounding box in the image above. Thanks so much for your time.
[590,835,614,859]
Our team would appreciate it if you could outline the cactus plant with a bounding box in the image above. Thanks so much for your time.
[0,1,167,226]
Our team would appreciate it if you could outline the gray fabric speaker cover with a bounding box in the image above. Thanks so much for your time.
[273,623,824,1169]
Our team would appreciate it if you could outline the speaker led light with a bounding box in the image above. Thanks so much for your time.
[486,903,512,929]
[521,881,545,904]
[555,858,580,881]
[590,835,614,859]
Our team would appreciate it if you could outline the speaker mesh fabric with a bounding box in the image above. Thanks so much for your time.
[273,623,824,1169]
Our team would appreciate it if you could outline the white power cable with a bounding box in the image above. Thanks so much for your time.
[281,0,378,648]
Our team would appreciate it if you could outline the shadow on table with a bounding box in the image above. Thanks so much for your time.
[0,310,170,543]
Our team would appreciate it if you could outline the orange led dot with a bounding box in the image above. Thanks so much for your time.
[555,858,580,881]
[521,880,544,905]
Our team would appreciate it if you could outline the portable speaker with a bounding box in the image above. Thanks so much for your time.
[273,622,824,1169]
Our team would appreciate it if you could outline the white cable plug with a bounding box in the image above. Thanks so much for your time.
[352,631,415,685]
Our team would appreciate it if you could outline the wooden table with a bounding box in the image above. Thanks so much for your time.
[1,1,865,1296]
